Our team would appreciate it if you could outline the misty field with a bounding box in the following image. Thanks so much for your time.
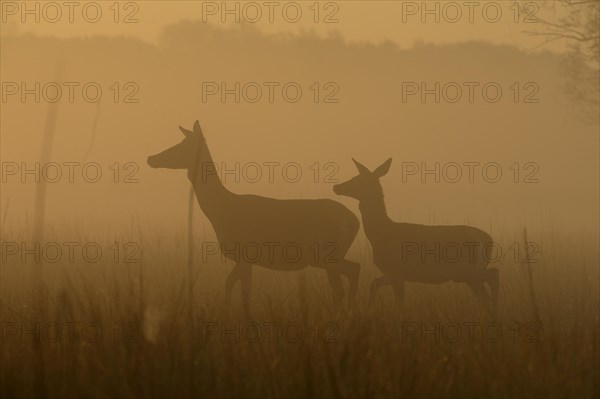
[2,1,599,397]
[0,225,598,399]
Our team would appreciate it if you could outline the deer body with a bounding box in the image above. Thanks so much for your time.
[195,188,359,272]
[334,158,499,310]
[148,121,360,312]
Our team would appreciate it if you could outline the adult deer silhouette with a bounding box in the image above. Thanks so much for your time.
[333,158,499,311]
[147,121,360,314]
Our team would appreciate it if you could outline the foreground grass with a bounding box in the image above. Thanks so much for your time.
[1,228,598,398]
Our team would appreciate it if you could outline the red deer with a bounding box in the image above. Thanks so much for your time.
[333,158,499,311]
[147,121,360,314]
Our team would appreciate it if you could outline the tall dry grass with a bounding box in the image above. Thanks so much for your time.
[0,225,598,398]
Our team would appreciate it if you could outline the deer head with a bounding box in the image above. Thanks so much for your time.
[147,120,206,170]
[333,158,392,201]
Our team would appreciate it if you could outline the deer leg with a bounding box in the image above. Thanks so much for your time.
[225,263,243,306]
[326,259,360,301]
[467,280,491,311]
[326,270,345,304]
[341,259,361,300]
[485,268,500,313]
[369,275,392,308]
[239,263,253,317]
[312,263,346,304]
[392,279,405,305]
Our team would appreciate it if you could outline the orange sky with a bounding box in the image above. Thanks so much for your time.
[1,1,567,51]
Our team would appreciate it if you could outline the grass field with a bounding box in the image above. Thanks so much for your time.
[1,226,598,398]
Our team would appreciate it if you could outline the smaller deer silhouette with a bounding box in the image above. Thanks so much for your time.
[147,121,361,314]
[334,158,499,311]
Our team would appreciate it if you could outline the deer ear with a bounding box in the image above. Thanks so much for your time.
[373,158,392,177]
[193,120,203,135]
[352,158,371,175]
[179,126,192,137]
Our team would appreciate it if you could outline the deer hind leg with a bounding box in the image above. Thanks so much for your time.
[326,270,345,304]
[466,280,491,311]
[485,268,500,312]
[315,261,358,303]
[369,275,393,308]
[337,259,360,300]
[239,263,253,317]
[225,263,252,311]
[392,279,405,305]
[225,265,241,305]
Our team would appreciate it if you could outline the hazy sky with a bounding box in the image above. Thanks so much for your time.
[1,1,567,51]
[3,0,593,234]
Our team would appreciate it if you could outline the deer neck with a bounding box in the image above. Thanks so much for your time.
[358,194,393,238]
[187,142,233,225]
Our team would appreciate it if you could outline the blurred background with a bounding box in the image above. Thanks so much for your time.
[1,2,599,398]
[1,0,598,240]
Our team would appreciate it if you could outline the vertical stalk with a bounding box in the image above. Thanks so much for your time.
[31,59,64,399]
[187,186,195,395]
[523,228,542,330]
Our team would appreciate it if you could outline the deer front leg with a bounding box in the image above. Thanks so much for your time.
[225,263,244,305]
[326,270,345,304]
[239,263,253,317]
[225,262,253,316]
[369,275,393,308]
[392,279,405,305]
[341,259,361,301]
[322,259,360,303]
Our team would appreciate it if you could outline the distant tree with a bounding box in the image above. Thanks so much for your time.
[526,0,599,122]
